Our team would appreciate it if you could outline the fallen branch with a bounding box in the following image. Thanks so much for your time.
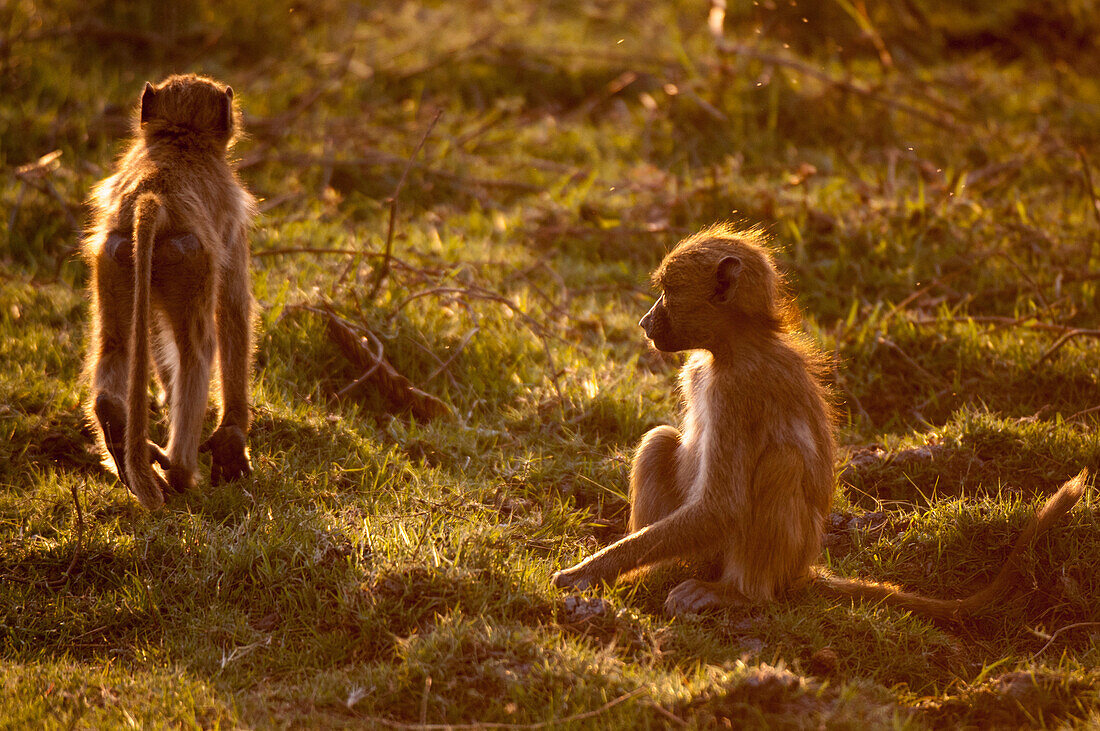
[323,308,451,421]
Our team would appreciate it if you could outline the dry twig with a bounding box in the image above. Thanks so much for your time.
[383,285,563,398]
[1065,404,1100,423]
[913,315,1084,334]
[2,482,86,590]
[359,686,647,729]
[1076,147,1100,235]
[55,482,86,586]
[1036,328,1100,366]
[714,40,961,131]
[1030,622,1100,660]
[367,109,443,303]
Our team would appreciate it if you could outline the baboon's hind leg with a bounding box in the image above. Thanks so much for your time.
[628,425,686,531]
[88,254,170,482]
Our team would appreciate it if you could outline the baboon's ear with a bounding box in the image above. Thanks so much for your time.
[140,82,157,125]
[713,255,743,303]
[220,86,234,134]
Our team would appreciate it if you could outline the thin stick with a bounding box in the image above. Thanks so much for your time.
[419,676,432,726]
[424,327,480,384]
[32,482,86,590]
[333,326,386,401]
[647,700,688,727]
[1030,622,1100,660]
[876,335,942,384]
[366,109,443,303]
[254,247,423,273]
[881,268,969,326]
[359,686,646,729]
[386,286,549,336]
[714,40,960,131]
[8,181,26,245]
[1036,328,1100,366]
[914,316,1099,336]
[382,285,562,398]
[1066,404,1100,422]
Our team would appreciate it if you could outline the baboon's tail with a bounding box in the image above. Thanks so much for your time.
[124,193,166,510]
[814,469,1087,622]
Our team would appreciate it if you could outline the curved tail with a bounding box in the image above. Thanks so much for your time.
[124,193,167,510]
[815,470,1087,622]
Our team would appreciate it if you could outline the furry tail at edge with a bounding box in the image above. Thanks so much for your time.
[814,469,1087,622]
[124,193,166,510]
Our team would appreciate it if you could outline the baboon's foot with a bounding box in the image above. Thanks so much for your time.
[94,393,172,485]
[202,424,251,485]
[94,393,129,481]
[130,471,168,511]
[665,579,745,616]
[166,464,197,494]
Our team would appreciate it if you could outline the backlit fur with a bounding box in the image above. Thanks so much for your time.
[82,74,257,509]
[554,223,1086,621]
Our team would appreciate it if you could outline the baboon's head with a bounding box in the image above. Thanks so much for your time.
[641,224,793,353]
[138,74,238,147]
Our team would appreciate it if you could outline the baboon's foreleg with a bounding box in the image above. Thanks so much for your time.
[151,310,178,413]
[554,426,721,591]
[88,252,172,484]
[163,314,214,493]
[157,236,216,493]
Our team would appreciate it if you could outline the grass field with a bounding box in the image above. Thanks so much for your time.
[3,0,1100,727]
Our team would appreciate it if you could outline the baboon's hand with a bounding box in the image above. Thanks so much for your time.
[201,424,251,485]
[552,564,594,591]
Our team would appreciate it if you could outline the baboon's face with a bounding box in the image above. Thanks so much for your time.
[641,252,745,353]
[639,295,689,352]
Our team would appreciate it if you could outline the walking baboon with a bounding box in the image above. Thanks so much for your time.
[82,74,256,510]
[553,224,1086,620]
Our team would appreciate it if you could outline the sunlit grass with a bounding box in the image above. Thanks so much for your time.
[3,0,1100,726]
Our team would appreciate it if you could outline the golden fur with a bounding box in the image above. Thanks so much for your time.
[82,74,257,509]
